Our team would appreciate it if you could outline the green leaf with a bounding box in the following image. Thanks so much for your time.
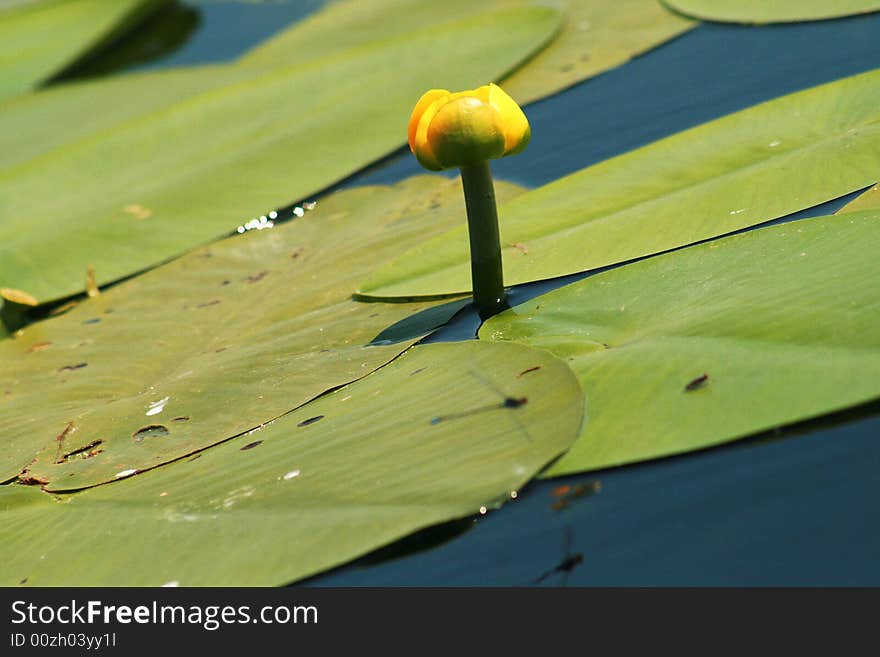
[0,6,559,305]
[0,0,168,101]
[0,340,583,586]
[838,183,880,214]
[0,175,529,489]
[0,65,251,173]
[661,0,880,23]
[480,210,880,476]
[242,0,694,104]
[499,0,695,104]
[358,69,880,300]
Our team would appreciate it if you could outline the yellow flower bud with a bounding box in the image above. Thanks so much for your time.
[407,83,530,171]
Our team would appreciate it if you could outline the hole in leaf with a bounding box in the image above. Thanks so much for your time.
[132,425,170,442]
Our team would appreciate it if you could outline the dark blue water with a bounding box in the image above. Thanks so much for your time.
[70,4,880,585]
[131,1,326,72]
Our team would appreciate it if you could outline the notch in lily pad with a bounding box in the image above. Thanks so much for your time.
[408,83,530,319]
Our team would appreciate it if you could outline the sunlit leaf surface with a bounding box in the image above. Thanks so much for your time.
[0,175,534,489]
[242,0,694,104]
[0,6,558,304]
[0,340,582,586]
[0,0,167,101]
[0,65,251,172]
[662,0,880,23]
[837,183,880,214]
[358,69,880,300]
[481,211,880,476]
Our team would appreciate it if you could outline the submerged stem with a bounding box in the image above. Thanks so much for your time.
[459,161,508,320]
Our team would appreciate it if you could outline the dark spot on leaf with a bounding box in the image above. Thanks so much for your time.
[18,474,48,486]
[171,416,190,422]
[53,422,76,463]
[245,270,269,284]
[83,318,101,325]
[215,347,227,353]
[240,440,263,451]
[685,373,709,392]
[369,313,379,318]
[132,425,170,442]
[291,248,304,259]
[104,308,114,314]
[188,454,202,462]
[297,415,324,427]
[221,280,230,286]
[19,577,27,585]
[517,365,541,378]
[559,64,574,72]
[27,341,52,353]
[196,299,221,308]
[58,363,87,373]
[410,367,427,376]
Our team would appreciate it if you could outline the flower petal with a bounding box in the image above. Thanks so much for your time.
[408,89,448,153]
[487,83,530,155]
[413,94,450,171]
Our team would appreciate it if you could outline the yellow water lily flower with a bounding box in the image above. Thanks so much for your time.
[408,83,530,171]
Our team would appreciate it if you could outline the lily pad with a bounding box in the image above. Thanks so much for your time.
[242,0,694,104]
[358,68,880,300]
[499,0,695,104]
[481,210,880,476]
[0,175,525,490]
[0,0,168,101]
[0,340,583,586]
[0,65,252,173]
[837,183,880,214]
[662,0,880,24]
[0,6,559,305]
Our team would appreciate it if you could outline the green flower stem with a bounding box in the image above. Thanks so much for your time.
[460,161,508,319]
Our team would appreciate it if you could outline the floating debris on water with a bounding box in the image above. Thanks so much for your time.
[551,481,602,511]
